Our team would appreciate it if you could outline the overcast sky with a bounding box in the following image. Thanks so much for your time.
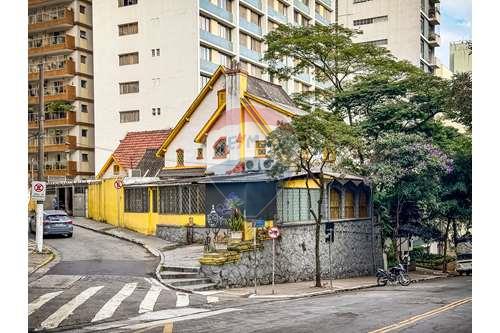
[436,0,472,67]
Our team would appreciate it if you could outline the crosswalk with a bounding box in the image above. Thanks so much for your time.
[29,277,218,331]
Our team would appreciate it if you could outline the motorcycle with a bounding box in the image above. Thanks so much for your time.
[376,263,411,286]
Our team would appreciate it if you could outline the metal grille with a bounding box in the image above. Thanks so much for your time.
[159,185,205,214]
[125,188,149,213]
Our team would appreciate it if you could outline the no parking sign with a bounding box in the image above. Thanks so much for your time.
[31,181,46,201]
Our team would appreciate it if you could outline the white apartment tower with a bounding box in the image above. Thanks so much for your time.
[93,0,440,171]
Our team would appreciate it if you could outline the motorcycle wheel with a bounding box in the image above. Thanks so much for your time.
[377,276,388,286]
[398,273,411,286]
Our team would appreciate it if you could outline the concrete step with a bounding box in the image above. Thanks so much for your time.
[165,278,214,287]
[182,283,218,292]
[161,265,200,273]
[160,271,200,279]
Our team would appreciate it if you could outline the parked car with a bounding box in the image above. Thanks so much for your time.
[29,210,73,238]
[456,252,472,276]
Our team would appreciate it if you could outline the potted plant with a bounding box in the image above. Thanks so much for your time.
[228,209,244,240]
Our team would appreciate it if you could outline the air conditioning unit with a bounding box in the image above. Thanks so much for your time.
[244,158,275,172]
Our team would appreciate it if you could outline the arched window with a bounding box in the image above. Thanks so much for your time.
[344,190,355,218]
[359,191,368,218]
[176,149,184,167]
[329,188,341,220]
[213,137,228,158]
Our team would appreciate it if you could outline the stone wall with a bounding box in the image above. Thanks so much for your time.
[156,224,230,245]
[200,218,384,288]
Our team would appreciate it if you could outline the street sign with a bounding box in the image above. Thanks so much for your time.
[31,181,46,201]
[268,226,280,239]
[114,179,123,189]
[254,219,265,228]
[325,222,335,243]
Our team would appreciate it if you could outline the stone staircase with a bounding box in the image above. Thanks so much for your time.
[159,265,217,292]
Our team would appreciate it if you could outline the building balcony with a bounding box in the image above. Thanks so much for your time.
[28,111,76,129]
[294,0,311,16]
[239,18,262,36]
[28,58,75,81]
[28,0,73,7]
[268,7,288,24]
[240,46,262,63]
[28,7,74,33]
[200,58,219,74]
[200,29,233,52]
[28,85,76,105]
[28,135,77,153]
[199,0,234,23]
[313,78,331,90]
[295,71,312,83]
[316,0,332,8]
[29,160,77,177]
[28,34,75,57]
[428,7,440,25]
[315,12,330,26]
[428,32,441,46]
[240,0,262,11]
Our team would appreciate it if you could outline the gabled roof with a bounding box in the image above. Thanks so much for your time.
[136,149,165,177]
[247,76,296,107]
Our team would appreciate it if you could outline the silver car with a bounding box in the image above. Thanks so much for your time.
[29,210,73,237]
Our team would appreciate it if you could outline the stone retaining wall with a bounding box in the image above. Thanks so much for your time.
[200,219,384,288]
[156,224,229,245]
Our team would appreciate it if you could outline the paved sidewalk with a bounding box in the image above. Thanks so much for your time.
[162,245,204,268]
[28,240,54,275]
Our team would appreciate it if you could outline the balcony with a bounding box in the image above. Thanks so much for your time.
[295,71,311,83]
[313,78,331,90]
[315,12,330,26]
[28,111,76,129]
[428,32,440,46]
[240,46,262,63]
[239,18,262,36]
[428,7,440,25]
[200,29,233,52]
[28,7,74,33]
[199,0,234,23]
[28,58,75,81]
[28,0,73,7]
[240,0,262,11]
[200,58,219,74]
[29,160,77,177]
[294,0,310,16]
[28,135,77,153]
[316,0,332,8]
[28,85,76,105]
[28,34,75,57]
[268,7,288,24]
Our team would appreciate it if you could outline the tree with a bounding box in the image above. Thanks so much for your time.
[446,72,472,130]
[266,110,359,287]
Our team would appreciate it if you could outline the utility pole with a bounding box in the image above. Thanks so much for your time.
[37,63,45,181]
[335,0,338,24]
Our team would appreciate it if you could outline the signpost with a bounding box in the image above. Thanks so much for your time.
[31,181,46,253]
[268,226,280,294]
[325,222,335,289]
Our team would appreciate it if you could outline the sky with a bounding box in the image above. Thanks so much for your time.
[436,0,472,67]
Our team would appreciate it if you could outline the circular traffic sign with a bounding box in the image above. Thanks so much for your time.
[114,180,123,189]
[34,183,44,192]
[268,226,280,239]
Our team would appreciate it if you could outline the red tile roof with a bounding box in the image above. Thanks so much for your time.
[113,129,171,170]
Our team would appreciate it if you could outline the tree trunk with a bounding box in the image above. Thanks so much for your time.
[452,219,458,248]
[442,218,451,273]
[394,198,402,263]
[314,183,325,287]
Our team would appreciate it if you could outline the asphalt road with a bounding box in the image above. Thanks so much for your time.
[125,276,471,333]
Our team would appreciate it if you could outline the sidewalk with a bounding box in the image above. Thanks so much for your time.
[28,240,54,275]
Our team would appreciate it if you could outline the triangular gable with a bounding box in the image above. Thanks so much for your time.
[194,102,226,143]
[156,66,226,157]
[244,92,297,118]
[96,154,121,179]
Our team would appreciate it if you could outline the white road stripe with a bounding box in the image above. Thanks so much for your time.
[92,283,137,322]
[29,291,64,316]
[207,296,219,303]
[138,285,162,313]
[40,286,103,330]
[175,292,190,307]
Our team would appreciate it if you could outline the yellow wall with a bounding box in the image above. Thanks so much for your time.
[282,178,320,189]
[157,214,206,227]
[243,220,274,241]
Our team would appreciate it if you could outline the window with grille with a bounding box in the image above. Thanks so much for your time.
[124,188,149,213]
[213,137,228,158]
[119,110,139,123]
[276,187,320,223]
[200,46,211,61]
[255,140,267,157]
[218,24,231,41]
[119,81,139,94]
[200,15,210,32]
[119,52,139,66]
[159,185,206,214]
[359,191,368,218]
[118,22,138,36]
[344,190,355,218]
[176,149,184,167]
[113,165,120,174]
[119,0,138,7]
[329,188,341,220]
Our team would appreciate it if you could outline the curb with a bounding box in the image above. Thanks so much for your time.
[28,242,61,279]
[29,252,54,276]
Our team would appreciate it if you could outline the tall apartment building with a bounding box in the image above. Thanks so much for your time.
[93,0,439,171]
[450,40,472,73]
[28,0,95,181]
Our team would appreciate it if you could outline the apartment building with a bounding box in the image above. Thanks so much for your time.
[93,0,440,172]
[450,40,472,74]
[28,0,95,181]
[338,0,441,73]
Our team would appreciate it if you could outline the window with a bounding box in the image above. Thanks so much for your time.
[219,53,231,67]
[119,0,138,7]
[81,129,87,137]
[124,188,149,213]
[277,188,320,222]
[353,16,388,26]
[159,185,206,214]
[218,0,232,12]
[80,79,87,88]
[213,137,228,158]
[329,188,341,219]
[197,148,203,159]
[119,52,139,65]
[151,48,160,57]
[113,164,120,175]
[176,149,184,167]
[344,190,354,218]
[359,191,368,218]
[255,140,267,157]
[119,110,140,123]
[80,30,87,39]
[79,5,86,14]
[250,64,263,78]
[81,104,88,113]
[251,37,261,52]
[156,48,160,56]
[118,22,138,36]
[218,24,231,41]
[119,81,139,94]
[80,55,86,64]
[81,153,88,162]
[200,75,210,89]
[200,46,211,61]
[200,15,210,32]
[152,107,161,116]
